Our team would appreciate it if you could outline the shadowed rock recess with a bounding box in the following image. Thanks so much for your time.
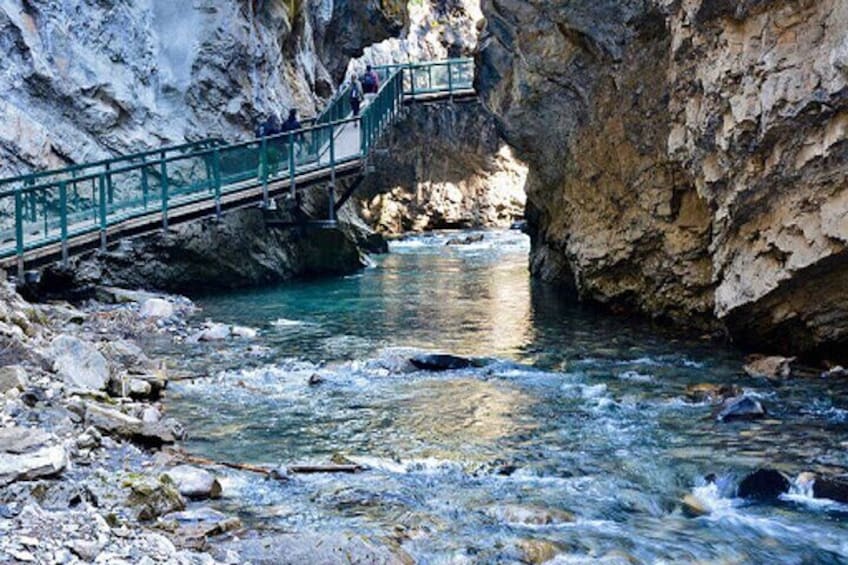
[477,0,848,359]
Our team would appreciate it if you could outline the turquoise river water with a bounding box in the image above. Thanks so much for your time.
[162,230,848,564]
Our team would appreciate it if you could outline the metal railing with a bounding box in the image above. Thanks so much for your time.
[0,58,475,273]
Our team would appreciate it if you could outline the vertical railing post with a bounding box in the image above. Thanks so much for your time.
[213,148,222,221]
[288,132,296,197]
[14,187,24,278]
[329,122,336,222]
[98,173,107,250]
[448,60,453,100]
[428,64,433,91]
[59,181,68,266]
[160,154,169,232]
[260,136,269,208]
[409,63,415,97]
[140,157,149,209]
[105,162,114,204]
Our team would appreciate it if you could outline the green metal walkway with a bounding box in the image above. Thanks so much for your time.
[0,59,475,275]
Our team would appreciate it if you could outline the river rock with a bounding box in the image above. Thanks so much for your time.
[124,475,186,521]
[0,365,28,394]
[50,335,110,391]
[0,445,68,486]
[738,469,790,501]
[0,427,53,454]
[163,466,222,500]
[810,475,848,504]
[743,356,795,380]
[715,396,766,422]
[445,234,485,246]
[684,383,741,403]
[821,366,848,379]
[410,354,473,371]
[139,298,175,319]
[198,324,231,341]
[85,402,183,445]
[231,326,258,339]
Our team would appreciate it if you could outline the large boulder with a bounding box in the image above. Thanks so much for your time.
[163,466,222,500]
[50,335,110,391]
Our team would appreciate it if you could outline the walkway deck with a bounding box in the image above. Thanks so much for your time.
[0,59,475,274]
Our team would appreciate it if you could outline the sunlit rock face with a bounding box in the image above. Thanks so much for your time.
[0,0,408,177]
[358,100,527,233]
[478,0,848,358]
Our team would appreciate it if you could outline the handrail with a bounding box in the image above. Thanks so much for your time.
[0,58,475,270]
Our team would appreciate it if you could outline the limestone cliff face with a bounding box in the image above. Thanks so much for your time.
[478,0,848,358]
[358,99,526,233]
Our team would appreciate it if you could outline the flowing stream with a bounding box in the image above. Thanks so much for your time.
[161,230,848,563]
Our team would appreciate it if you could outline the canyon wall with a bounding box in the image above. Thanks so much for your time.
[358,99,526,233]
[477,0,848,358]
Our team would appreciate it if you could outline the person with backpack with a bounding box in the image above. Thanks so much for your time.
[349,74,363,120]
[362,64,380,106]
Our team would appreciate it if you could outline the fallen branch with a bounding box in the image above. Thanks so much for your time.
[287,464,364,474]
[165,448,366,477]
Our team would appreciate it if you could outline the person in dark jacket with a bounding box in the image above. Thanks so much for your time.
[280,108,302,134]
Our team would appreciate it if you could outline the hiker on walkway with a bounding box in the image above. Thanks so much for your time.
[255,114,280,138]
[281,108,302,136]
[280,108,305,161]
[362,64,380,106]
[349,74,364,120]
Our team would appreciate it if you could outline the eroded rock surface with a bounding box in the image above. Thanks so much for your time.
[478,0,848,358]
[358,99,527,233]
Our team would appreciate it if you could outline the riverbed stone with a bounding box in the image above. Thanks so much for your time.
[0,366,28,394]
[738,469,790,501]
[124,475,186,521]
[410,354,473,372]
[50,335,110,392]
[85,402,183,445]
[231,326,258,339]
[139,298,175,319]
[743,355,795,380]
[0,445,68,486]
[811,476,848,504]
[0,427,53,454]
[163,466,222,500]
[198,324,231,341]
[715,396,766,422]
[684,383,741,403]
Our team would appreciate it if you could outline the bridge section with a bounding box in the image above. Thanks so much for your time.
[0,59,475,275]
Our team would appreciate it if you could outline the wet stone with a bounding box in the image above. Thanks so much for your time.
[684,383,741,403]
[410,354,473,372]
[738,469,790,501]
[163,465,223,500]
[715,396,766,422]
[743,355,794,380]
